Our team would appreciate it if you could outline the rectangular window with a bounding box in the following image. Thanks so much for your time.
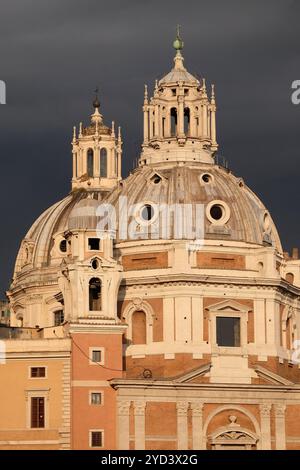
[90,431,103,448]
[90,392,102,405]
[92,350,101,363]
[54,310,64,326]
[88,238,100,250]
[30,367,46,378]
[31,397,45,428]
[216,317,240,347]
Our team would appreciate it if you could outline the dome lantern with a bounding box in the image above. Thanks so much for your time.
[71,91,122,192]
[140,29,218,166]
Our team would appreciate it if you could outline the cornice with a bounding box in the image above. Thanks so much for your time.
[120,274,300,297]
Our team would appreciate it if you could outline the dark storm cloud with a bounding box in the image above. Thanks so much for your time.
[0,0,299,295]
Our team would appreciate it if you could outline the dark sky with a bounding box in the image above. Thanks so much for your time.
[0,0,299,296]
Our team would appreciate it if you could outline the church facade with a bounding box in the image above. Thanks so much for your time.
[1,33,300,450]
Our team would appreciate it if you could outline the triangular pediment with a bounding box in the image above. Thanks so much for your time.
[254,365,294,385]
[172,363,211,383]
[205,300,251,314]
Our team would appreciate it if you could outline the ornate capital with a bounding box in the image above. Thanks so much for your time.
[259,403,272,417]
[274,404,286,418]
[117,400,131,416]
[191,402,203,417]
[134,400,146,416]
[176,401,189,416]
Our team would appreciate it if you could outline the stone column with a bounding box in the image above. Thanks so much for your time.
[117,149,122,179]
[259,404,272,450]
[94,145,100,177]
[117,400,131,450]
[149,105,154,139]
[82,148,87,175]
[176,401,189,450]
[154,104,159,138]
[191,403,204,449]
[210,108,216,145]
[134,400,146,450]
[189,108,196,137]
[275,404,286,450]
[202,104,208,137]
[178,96,185,137]
[143,106,149,144]
[165,108,171,138]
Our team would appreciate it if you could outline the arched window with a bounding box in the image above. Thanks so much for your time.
[170,107,177,136]
[100,148,107,178]
[132,310,146,345]
[87,148,94,177]
[89,278,101,311]
[184,107,190,135]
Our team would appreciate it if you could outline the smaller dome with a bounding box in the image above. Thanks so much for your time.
[159,50,199,86]
[159,68,199,85]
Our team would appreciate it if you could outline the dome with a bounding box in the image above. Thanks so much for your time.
[12,190,107,277]
[106,163,282,249]
[159,67,199,86]
[11,161,282,283]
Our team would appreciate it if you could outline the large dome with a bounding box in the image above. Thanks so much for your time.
[11,162,282,280]
[107,163,282,248]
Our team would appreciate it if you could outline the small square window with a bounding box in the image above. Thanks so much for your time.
[90,431,103,448]
[31,367,46,378]
[216,317,240,347]
[88,238,100,250]
[92,350,101,363]
[89,347,104,365]
[90,392,102,405]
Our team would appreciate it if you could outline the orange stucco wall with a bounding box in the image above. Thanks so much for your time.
[71,332,123,450]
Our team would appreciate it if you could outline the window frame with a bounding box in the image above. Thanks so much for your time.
[54,310,64,326]
[89,391,104,406]
[88,237,101,251]
[216,316,241,348]
[29,366,47,379]
[89,347,105,366]
[207,301,249,356]
[88,277,102,312]
[25,389,49,429]
[30,396,45,429]
[89,429,104,448]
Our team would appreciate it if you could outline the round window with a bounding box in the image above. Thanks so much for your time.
[206,200,230,225]
[91,258,99,270]
[210,204,224,221]
[201,173,213,184]
[141,204,155,222]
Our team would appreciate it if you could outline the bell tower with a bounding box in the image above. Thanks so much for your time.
[140,28,218,166]
[71,92,122,191]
